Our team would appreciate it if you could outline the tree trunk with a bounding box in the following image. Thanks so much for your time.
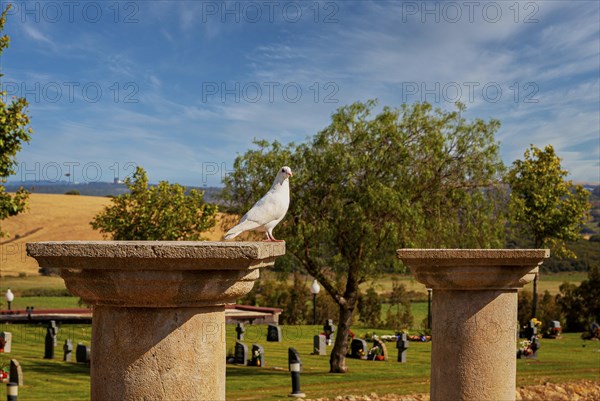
[329,302,354,373]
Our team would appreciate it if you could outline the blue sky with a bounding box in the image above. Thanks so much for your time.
[1,0,599,186]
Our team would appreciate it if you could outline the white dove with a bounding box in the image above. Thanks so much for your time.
[224,166,292,242]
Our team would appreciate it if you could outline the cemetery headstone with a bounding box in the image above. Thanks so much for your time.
[546,320,562,339]
[523,320,537,340]
[236,323,245,341]
[49,320,58,346]
[267,324,282,342]
[76,343,90,363]
[250,344,265,367]
[63,339,73,362]
[350,338,367,359]
[396,333,409,363]
[234,341,248,366]
[44,326,56,359]
[313,334,326,356]
[0,332,12,353]
[9,359,23,386]
[373,339,388,361]
[323,319,336,346]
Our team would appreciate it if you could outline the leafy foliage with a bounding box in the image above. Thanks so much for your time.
[0,5,33,238]
[223,100,506,372]
[384,279,414,330]
[91,167,217,240]
[506,144,591,257]
[357,287,383,328]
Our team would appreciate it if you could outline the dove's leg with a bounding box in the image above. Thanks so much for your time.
[263,230,285,242]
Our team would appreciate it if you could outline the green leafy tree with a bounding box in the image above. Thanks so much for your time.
[385,279,413,331]
[507,144,591,318]
[223,100,506,372]
[0,5,33,238]
[357,287,383,328]
[91,167,217,240]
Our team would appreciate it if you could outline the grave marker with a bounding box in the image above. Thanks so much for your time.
[250,344,265,367]
[350,338,367,359]
[64,339,73,362]
[288,347,305,398]
[323,319,336,346]
[44,325,56,359]
[0,332,12,353]
[313,334,326,356]
[236,323,245,341]
[267,324,282,342]
[9,359,23,386]
[396,333,409,363]
[234,341,248,366]
[76,343,90,363]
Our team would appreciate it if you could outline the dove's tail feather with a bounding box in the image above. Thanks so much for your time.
[224,219,262,240]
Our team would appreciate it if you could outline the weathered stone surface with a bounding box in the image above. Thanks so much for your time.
[397,249,549,401]
[396,249,549,289]
[27,241,285,270]
[26,241,285,401]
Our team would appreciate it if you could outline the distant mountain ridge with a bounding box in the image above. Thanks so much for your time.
[4,181,224,204]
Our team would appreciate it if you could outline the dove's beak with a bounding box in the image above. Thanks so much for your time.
[289,172,293,177]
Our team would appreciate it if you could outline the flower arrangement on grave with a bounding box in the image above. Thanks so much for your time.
[253,348,262,367]
[0,362,7,382]
[517,339,534,357]
[531,318,542,329]
[545,325,562,339]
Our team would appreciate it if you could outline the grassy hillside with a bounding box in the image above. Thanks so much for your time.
[0,194,227,276]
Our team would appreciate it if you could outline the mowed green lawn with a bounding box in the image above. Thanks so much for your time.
[0,323,598,401]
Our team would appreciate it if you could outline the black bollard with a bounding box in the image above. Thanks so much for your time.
[288,347,305,398]
[7,382,18,401]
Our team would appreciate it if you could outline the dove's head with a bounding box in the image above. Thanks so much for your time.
[279,166,293,178]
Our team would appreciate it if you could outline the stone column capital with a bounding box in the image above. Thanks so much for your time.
[27,241,285,307]
[396,249,549,290]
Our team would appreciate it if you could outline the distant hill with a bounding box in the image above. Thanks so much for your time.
[0,194,228,277]
[4,181,224,204]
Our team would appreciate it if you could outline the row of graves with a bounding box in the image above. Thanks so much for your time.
[347,333,409,363]
[517,319,565,359]
[0,321,91,385]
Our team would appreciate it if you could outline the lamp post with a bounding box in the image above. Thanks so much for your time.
[427,288,432,330]
[309,279,320,325]
[5,289,14,311]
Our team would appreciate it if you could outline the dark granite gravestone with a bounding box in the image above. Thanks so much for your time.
[522,320,537,339]
[350,338,367,359]
[234,341,248,366]
[236,323,245,341]
[323,319,336,346]
[44,326,56,359]
[76,343,90,363]
[313,334,326,356]
[396,333,409,363]
[63,339,73,362]
[9,359,23,386]
[0,331,12,353]
[267,324,282,342]
[250,344,265,367]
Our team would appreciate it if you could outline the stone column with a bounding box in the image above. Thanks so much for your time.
[396,249,549,401]
[27,241,285,401]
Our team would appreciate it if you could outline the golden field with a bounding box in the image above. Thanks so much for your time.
[0,193,227,276]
